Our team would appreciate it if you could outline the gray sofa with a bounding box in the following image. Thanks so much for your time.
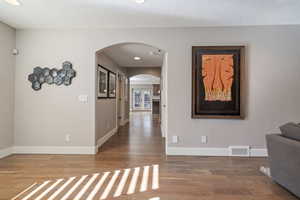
[266,122,300,198]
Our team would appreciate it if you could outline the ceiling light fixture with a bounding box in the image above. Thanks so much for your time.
[5,0,21,6]
[134,57,141,61]
[135,0,145,4]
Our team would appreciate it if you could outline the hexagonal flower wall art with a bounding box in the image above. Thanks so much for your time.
[28,61,76,91]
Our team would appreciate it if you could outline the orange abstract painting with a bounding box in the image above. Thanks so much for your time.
[202,54,234,102]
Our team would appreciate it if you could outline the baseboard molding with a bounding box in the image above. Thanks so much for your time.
[96,127,118,150]
[1,127,120,157]
[0,147,14,159]
[120,119,129,126]
[167,147,229,156]
[167,147,268,157]
[1,145,268,157]
[13,146,96,155]
[250,148,268,157]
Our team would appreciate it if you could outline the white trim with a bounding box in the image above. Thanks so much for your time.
[120,119,129,126]
[13,146,96,155]
[116,72,120,130]
[2,127,120,156]
[96,127,118,150]
[161,52,168,154]
[160,126,165,138]
[167,147,228,156]
[167,147,268,157]
[250,148,268,157]
[0,147,14,159]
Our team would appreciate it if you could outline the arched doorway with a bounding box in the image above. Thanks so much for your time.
[94,42,168,154]
[129,74,161,115]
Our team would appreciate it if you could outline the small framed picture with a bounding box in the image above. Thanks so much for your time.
[108,71,116,98]
[97,66,108,99]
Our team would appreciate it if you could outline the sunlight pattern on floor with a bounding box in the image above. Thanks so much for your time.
[11,165,159,200]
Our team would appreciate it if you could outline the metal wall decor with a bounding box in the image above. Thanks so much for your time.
[28,61,76,91]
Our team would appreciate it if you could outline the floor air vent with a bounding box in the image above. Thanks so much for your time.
[229,146,250,157]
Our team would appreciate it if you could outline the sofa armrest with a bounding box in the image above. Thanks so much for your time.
[266,134,300,197]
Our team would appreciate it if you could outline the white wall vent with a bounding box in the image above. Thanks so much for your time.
[228,146,250,157]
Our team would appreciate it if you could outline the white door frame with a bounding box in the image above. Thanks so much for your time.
[116,72,126,129]
[161,53,168,153]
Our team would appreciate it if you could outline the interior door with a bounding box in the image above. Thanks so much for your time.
[143,90,152,110]
[133,89,142,110]
[132,88,152,111]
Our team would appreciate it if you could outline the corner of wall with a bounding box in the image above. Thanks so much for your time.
[96,127,118,152]
[0,147,14,159]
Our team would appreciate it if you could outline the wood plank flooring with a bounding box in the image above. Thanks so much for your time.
[0,112,298,200]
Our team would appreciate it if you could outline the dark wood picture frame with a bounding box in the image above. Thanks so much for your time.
[108,71,117,99]
[97,65,109,99]
[192,46,245,119]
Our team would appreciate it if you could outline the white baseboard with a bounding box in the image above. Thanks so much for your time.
[1,145,268,157]
[167,147,268,157]
[250,148,268,157]
[0,147,14,159]
[13,146,96,155]
[1,127,120,156]
[167,147,229,156]
[96,127,118,150]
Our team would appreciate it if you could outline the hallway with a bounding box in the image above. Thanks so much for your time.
[100,112,165,158]
[0,113,297,200]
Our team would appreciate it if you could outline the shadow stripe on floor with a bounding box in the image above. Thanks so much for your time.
[12,165,159,200]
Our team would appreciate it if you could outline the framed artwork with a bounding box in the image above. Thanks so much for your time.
[108,71,116,98]
[97,66,108,99]
[192,46,245,119]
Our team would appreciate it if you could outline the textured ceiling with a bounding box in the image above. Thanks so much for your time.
[0,0,300,29]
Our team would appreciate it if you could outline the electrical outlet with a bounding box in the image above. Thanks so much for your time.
[78,95,88,103]
[65,134,71,142]
[201,136,207,144]
[172,136,179,144]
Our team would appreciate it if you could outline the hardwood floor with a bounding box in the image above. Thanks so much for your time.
[0,112,298,200]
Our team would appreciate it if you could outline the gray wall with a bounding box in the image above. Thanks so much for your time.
[126,67,161,78]
[14,26,300,151]
[0,22,15,151]
[96,52,128,143]
[15,30,94,148]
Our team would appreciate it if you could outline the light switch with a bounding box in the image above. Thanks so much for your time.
[201,136,207,144]
[78,95,88,103]
[65,134,71,142]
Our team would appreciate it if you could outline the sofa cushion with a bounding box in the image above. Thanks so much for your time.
[280,122,300,141]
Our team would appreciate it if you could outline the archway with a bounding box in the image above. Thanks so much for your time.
[129,74,161,114]
[94,42,168,154]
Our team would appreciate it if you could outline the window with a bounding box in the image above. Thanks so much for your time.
[132,88,152,110]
